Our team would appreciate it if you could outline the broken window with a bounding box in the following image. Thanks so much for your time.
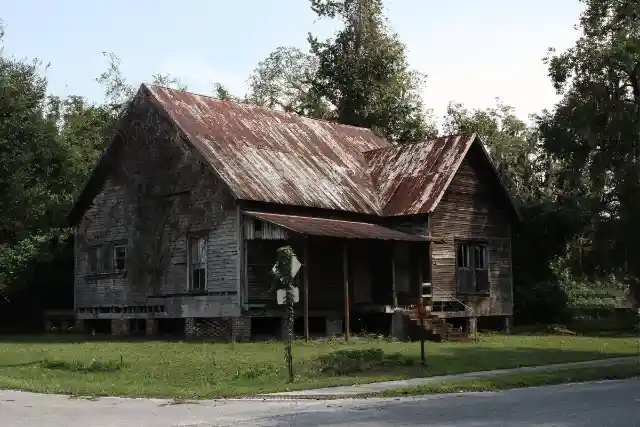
[113,245,127,272]
[189,236,207,291]
[456,242,490,294]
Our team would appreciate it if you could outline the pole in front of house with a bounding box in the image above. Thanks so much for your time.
[304,238,310,342]
[343,242,350,342]
[637,308,639,358]
[417,299,427,366]
[273,246,301,383]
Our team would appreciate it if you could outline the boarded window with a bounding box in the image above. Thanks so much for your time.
[456,242,490,294]
[113,245,127,272]
[189,236,207,291]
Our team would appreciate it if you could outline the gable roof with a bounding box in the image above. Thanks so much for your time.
[366,134,476,216]
[147,85,388,214]
[365,133,521,219]
[69,85,520,224]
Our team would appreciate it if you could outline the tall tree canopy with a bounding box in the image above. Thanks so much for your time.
[303,0,436,141]
[0,24,108,295]
[540,0,640,303]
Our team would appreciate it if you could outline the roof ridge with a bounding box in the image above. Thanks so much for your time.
[362,132,476,155]
[142,83,387,135]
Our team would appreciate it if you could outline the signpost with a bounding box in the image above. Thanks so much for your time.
[416,298,428,366]
[272,246,301,383]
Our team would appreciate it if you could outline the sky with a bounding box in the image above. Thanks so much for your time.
[1,0,584,127]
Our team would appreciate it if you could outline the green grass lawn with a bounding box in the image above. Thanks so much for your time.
[0,334,637,399]
[371,363,640,397]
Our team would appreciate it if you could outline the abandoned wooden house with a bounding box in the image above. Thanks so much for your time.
[68,84,520,340]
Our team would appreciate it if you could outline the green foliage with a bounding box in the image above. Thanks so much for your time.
[316,348,416,375]
[0,335,635,398]
[443,100,546,202]
[246,46,329,118]
[0,37,95,294]
[540,0,640,303]
[271,246,298,290]
[307,0,437,142]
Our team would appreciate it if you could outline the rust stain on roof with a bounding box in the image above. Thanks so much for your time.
[146,84,389,215]
[365,134,477,216]
[244,211,432,241]
[143,85,484,217]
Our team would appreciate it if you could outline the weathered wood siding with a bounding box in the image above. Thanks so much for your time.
[429,145,513,316]
[75,101,240,319]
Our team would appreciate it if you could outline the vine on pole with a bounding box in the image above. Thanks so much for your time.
[271,245,301,383]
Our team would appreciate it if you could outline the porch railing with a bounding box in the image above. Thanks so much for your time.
[430,284,479,343]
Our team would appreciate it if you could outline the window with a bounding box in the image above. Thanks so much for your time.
[87,243,126,275]
[189,236,207,291]
[455,242,490,294]
[88,246,101,274]
[113,245,127,272]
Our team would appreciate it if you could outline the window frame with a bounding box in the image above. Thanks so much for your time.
[188,234,208,292]
[455,239,490,295]
[113,244,128,272]
[86,242,127,276]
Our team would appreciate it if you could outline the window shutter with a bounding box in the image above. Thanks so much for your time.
[456,268,474,294]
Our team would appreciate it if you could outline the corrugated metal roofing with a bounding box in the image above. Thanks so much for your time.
[146,84,389,215]
[244,211,435,241]
[365,134,477,216]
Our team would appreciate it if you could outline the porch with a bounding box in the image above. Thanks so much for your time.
[240,211,444,339]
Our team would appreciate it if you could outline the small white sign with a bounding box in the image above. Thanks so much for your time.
[272,255,302,279]
[277,287,300,305]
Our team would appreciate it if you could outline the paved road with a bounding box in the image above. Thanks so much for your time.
[1,379,639,426]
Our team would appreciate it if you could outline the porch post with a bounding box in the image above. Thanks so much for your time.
[303,237,310,341]
[391,243,398,308]
[343,241,350,342]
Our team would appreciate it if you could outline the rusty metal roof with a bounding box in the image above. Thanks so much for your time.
[66,85,516,225]
[146,84,389,214]
[365,134,477,216]
[244,211,435,241]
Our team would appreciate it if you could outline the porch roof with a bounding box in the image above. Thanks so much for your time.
[244,211,441,242]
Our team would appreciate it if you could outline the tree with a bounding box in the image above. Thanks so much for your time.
[97,52,187,115]
[541,0,640,304]
[0,26,82,295]
[443,99,578,323]
[246,46,329,118]
[307,0,437,142]
[443,100,546,202]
